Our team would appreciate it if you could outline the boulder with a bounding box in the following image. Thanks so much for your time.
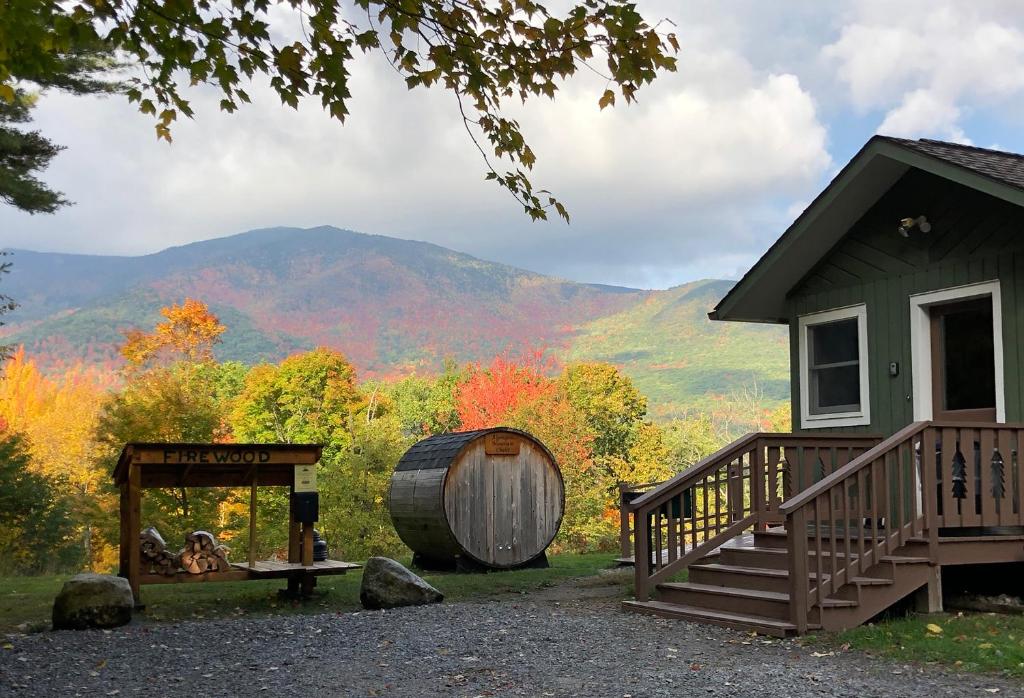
[52,573,134,630]
[360,557,444,610]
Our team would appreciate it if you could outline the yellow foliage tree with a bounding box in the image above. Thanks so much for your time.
[0,348,112,569]
[121,298,226,366]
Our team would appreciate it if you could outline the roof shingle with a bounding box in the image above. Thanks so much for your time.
[882,136,1024,190]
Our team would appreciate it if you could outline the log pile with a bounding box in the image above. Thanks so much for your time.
[178,531,231,574]
[139,527,178,576]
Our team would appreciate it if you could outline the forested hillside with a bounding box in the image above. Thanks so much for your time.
[1,226,788,416]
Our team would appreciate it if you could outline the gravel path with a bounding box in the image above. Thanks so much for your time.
[1,580,1020,697]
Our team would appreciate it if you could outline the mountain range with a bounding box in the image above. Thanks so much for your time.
[0,226,789,418]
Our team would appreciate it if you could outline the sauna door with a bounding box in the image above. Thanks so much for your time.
[929,298,997,422]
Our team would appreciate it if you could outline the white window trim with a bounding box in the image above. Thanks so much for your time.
[908,280,1005,422]
[798,304,871,429]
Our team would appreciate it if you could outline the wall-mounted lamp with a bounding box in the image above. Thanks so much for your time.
[898,215,931,238]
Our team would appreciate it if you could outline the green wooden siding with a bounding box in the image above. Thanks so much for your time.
[788,169,1024,436]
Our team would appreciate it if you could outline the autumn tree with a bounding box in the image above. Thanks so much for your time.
[2,0,677,221]
[0,349,110,568]
[662,412,724,471]
[121,298,226,366]
[95,363,230,550]
[232,348,362,449]
[0,433,81,574]
[325,412,410,559]
[380,359,463,437]
[456,351,555,430]
[560,362,647,460]
[88,301,238,562]
[231,348,364,557]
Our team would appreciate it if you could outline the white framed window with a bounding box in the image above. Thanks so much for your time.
[798,304,870,429]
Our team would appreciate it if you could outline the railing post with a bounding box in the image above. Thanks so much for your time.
[634,506,651,602]
[751,439,765,530]
[921,428,940,563]
[618,483,632,561]
[727,457,742,522]
[787,508,809,634]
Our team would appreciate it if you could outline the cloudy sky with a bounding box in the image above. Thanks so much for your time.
[4,0,1024,288]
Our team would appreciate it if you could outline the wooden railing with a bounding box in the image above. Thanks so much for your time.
[780,421,1024,632]
[618,480,663,560]
[630,432,882,601]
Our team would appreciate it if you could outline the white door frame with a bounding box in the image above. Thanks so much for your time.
[908,279,1005,422]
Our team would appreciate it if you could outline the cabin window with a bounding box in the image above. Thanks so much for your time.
[799,305,870,428]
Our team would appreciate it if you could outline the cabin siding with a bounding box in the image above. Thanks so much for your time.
[788,169,1024,436]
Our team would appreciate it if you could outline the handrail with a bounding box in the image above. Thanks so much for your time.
[778,422,929,515]
[629,433,762,511]
[782,421,935,633]
[633,431,882,513]
[630,431,882,601]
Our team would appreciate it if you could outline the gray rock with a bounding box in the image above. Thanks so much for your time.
[52,573,134,630]
[359,557,443,609]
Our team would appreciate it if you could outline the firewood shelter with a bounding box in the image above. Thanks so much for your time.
[114,442,359,605]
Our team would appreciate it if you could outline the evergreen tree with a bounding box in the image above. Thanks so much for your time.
[0,252,13,360]
[0,432,81,574]
[0,92,67,213]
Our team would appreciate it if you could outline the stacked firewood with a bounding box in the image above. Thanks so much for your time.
[178,531,231,574]
[139,527,179,576]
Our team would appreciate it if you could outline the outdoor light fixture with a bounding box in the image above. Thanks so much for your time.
[898,215,931,238]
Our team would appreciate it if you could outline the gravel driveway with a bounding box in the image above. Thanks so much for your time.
[1,580,1020,697]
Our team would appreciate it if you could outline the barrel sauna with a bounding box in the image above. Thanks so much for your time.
[389,428,564,570]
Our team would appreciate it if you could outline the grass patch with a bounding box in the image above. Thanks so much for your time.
[818,612,1024,677]
[0,553,616,633]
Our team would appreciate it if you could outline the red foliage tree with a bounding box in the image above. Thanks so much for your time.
[455,350,557,430]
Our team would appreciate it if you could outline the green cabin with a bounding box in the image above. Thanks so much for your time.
[712,136,1024,437]
[624,137,1024,636]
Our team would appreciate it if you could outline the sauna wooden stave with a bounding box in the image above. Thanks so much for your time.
[388,428,564,569]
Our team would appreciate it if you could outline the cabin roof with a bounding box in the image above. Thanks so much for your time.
[710,136,1024,324]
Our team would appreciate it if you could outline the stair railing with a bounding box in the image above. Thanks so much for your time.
[779,422,932,633]
[630,432,881,602]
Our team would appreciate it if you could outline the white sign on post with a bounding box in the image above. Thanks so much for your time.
[294,464,317,493]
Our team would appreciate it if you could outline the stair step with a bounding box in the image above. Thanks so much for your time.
[658,582,859,608]
[757,528,887,540]
[880,555,930,564]
[690,562,892,587]
[621,599,819,638]
[720,545,862,569]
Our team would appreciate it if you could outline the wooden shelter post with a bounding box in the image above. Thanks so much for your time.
[288,483,300,564]
[127,463,141,604]
[248,473,258,569]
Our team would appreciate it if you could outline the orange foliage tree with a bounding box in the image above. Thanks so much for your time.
[121,298,226,366]
[0,347,113,569]
[454,351,638,551]
[455,351,556,430]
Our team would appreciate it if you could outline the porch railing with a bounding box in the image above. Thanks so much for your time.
[779,421,1024,633]
[618,480,663,560]
[629,432,882,601]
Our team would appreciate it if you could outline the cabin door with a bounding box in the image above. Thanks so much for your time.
[928,298,997,422]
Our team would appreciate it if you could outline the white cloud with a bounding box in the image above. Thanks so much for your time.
[824,1,1024,139]
[0,9,833,289]
[877,89,968,143]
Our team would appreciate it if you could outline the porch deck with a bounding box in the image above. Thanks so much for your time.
[621,423,1024,635]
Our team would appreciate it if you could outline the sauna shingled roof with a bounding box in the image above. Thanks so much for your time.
[395,428,532,471]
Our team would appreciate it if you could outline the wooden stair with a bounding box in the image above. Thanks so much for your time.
[622,528,934,637]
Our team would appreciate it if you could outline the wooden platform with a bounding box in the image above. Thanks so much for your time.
[231,559,360,579]
[139,569,252,585]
